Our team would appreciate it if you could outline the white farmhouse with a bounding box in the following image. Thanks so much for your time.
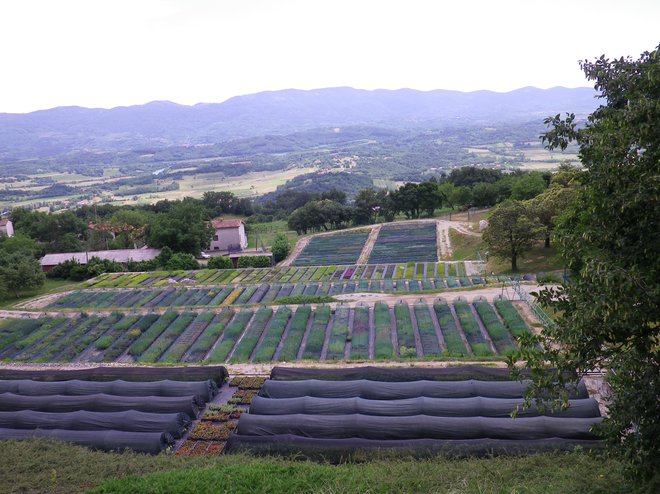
[0,219,14,237]
[209,219,248,252]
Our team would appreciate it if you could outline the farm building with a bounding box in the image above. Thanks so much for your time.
[0,219,14,237]
[209,219,248,252]
[40,248,161,272]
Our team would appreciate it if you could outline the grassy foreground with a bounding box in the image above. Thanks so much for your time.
[1,440,629,494]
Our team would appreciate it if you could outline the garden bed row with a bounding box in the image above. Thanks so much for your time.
[368,222,438,264]
[52,275,516,310]
[84,261,489,289]
[1,300,531,363]
[292,230,371,266]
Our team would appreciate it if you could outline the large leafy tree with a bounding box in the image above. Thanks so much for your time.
[482,200,544,272]
[147,199,214,255]
[0,252,45,298]
[513,45,659,484]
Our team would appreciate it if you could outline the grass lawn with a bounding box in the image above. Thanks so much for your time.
[244,219,301,251]
[1,440,628,494]
[449,229,486,261]
[0,278,82,309]
[486,244,565,275]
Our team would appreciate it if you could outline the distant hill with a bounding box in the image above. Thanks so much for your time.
[0,86,597,159]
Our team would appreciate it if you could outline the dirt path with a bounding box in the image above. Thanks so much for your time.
[356,224,381,264]
[335,284,539,306]
[280,236,310,267]
[436,220,482,260]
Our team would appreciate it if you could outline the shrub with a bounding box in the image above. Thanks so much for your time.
[166,253,199,270]
[207,256,234,269]
[271,233,291,263]
[237,256,271,268]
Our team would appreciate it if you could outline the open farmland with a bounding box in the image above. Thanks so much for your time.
[292,230,370,266]
[368,222,438,264]
[82,261,496,289]
[0,300,531,364]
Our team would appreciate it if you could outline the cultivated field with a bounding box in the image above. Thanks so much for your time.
[0,300,530,364]
[83,261,490,290]
[368,222,438,263]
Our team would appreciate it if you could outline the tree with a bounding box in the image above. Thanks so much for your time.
[482,200,544,271]
[513,45,660,484]
[353,188,388,224]
[510,172,548,200]
[0,252,45,298]
[270,233,291,263]
[528,184,578,248]
[471,182,499,207]
[147,199,214,255]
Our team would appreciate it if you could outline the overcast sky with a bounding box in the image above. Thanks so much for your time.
[1,0,658,113]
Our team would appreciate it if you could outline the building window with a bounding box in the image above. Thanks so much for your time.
[213,235,219,241]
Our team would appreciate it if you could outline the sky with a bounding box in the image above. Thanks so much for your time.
[0,0,658,114]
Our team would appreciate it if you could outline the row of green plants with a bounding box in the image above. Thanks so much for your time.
[52,275,516,310]
[84,261,495,288]
[368,222,438,264]
[292,230,370,266]
[0,301,529,363]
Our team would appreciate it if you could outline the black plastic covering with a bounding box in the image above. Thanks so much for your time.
[0,379,217,401]
[249,396,601,418]
[227,366,601,459]
[270,365,533,382]
[0,392,203,418]
[259,379,589,400]
[0,365,228,385]
[0,428,174,454]
[225,434,603,460]
[236,414,601,440]
[0,410,191,438]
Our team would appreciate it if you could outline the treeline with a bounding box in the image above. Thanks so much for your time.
[284,167,554,234]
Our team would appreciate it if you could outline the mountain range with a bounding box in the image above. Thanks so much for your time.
[0,86,597,159]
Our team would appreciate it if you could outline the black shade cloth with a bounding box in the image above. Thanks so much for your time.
[236,414,602,440]
[0,392,203,418]
[249,396,601,418]
[0,410,191,438]
[259,379,589,400]
[0,379,217,402]
[270,366,534,382]
[0,428,173,454]
[224,434,603,460]
[0,366,228,385]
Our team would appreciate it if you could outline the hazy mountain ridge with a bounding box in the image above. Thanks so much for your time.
[0,86,597,159]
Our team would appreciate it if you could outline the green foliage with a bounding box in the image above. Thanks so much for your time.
[237,256,271,268]
[0,251,45,298]
[514,45,660,485]
[207,256,233,269]
[270,233,291,263]
[2,440,627,494]
[510,172,548,200]
[165,252,199,271]
[147,198,214,255]
[273,295,336,305]
[483,200,545,272]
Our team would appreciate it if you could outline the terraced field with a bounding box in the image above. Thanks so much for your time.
[368,222,438,264]
[83,262,490,289]
[50,274,519,310]
[0,300,531,363]
[292,230,370,266]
